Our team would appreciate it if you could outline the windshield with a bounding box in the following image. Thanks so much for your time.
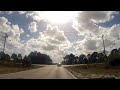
[0,11,119,79]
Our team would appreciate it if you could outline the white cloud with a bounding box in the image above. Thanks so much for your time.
[68,11,120,56]
[20,28,24,34]
[26,34,30,37]
[25,11,44,22]
[108,24,120,39]
[42,43,57,51]
[0,17,25,57]
[83,39,98,50]
[27,24,71,51]
[28,22,37,32]
[72,11,118,35]
[5,11,14,15]
[1,11,120,63]
[0,11,14,15]
[42,25,67,42]
[0,17,11,33]
[25,11,120,60]
[25,24,72,62]
[18,11,27,15]
[12,25,21,34]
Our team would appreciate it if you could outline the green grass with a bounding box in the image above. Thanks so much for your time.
[0,64,44,75]
[64,63,120,79]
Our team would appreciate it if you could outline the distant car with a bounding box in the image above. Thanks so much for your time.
[57,63,61,67]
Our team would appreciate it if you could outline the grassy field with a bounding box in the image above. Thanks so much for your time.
[0,64,44,75]
[64,63,120,79]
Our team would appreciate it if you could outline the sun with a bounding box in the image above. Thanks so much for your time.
[43,11,78,24]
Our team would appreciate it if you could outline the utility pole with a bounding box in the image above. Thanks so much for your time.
[101,35,106,56]
[0,33,8,53]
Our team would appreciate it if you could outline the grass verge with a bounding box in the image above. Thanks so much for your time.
[64,63,120,79]
[0,64,44,75]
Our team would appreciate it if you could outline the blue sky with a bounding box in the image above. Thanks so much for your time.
[99,12,120,27]
[0,11,120,63]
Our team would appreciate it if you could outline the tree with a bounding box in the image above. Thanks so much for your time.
[98,52,105,63]
[5,54,10,61]
[61,60,65,65]
[18,54,22,63]
[90,52,99,63]
[63,55,69,64]
[118,48,120,55]
[108,49,120,66]
[78,54,87,64]
[11,53,18,62]
[75,56,79,64]
[27,56,32,67]
[0,51,5,60]
[87,54,91,64]
[69,53,76,64]
[22,55,32,67]
[22,55,27,67]
[28,51,53,64]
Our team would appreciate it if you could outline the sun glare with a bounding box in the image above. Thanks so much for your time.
[43,11,78,24]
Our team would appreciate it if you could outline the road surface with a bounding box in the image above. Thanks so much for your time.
[0,65,76,79]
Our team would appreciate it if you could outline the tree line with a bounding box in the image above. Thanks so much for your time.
[62,48,120,67]
[0,51,53,67]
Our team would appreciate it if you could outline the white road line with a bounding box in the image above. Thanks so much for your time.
[63,67,77,79]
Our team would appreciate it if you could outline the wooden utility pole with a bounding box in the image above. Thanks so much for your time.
[101,35,106,55]
[0,33,8,53]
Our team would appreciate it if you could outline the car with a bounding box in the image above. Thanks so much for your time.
[57,63,62,67]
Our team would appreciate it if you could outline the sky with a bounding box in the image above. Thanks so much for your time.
[0,11,120,63]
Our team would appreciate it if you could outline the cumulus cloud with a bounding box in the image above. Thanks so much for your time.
[1,11,120,63]
[42,25,67,42]
[0,17,11,33]
[108,24,120,39]
[25,11,120,61]
[0,16,25,56]
[28,22,37,32]
[18,11,27,15]
[27,24,71,51]
[41,25,71,49]
[25,11,44,22]
[73,34,116,55]
[42,43,57,51]
[72,11,118,35]
[83,39,98,50]
[25,24,72,62]
[69,11,120,56]
[12,25,21,34]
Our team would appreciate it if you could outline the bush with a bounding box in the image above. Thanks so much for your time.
[108,53,120,66]
[105,63,111,69]
[109,58,120,66]
[104,58,111,69]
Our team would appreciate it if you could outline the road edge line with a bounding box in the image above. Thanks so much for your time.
[63,67,77,79]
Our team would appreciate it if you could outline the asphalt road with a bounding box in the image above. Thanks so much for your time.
[0,65,76,79]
